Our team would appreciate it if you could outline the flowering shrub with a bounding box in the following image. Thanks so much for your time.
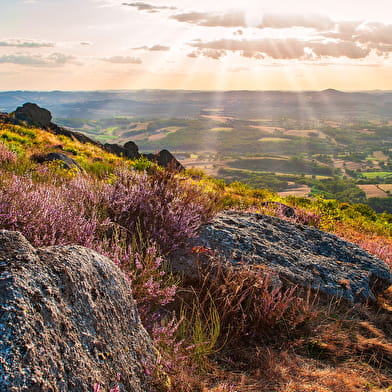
[115,237,177,326]
[0,142,17,164]
[0,167,218,252]
[107,168,219,253]
[0,166,219,375]
[260,202,321,228]
[0,174,105,247]
[333,223,392,267]
[181,252,319,344]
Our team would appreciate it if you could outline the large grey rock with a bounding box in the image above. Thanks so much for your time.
[170,211,392,303]
[124,141,140,160]
[144,150,184,171]
[14,103,52,128]
[154,149,184,171]
[32,152,83,171]
[0,230,153,392]
[104,142,140,160]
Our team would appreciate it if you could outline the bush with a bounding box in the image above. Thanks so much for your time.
[132,156,154,172]
[0,142,17,165]
[107,167,219,253]
[178,252,319,346]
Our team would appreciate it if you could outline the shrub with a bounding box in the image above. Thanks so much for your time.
[115,232,177,326]
[0,142,17,165]
[106,167,219,253]
[0,174,105,247]
[132,156,154,172]
[178,252,319,346]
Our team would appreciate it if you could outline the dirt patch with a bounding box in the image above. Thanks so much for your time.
[379,184,392,193]
[358,185,388,198]
[333,159,364,171]
[250,125,285,134]
[202,115,234,123]
[372,151,389,161]
[285,129,328,139]
[258,137,289,142]
[278,185,311,197]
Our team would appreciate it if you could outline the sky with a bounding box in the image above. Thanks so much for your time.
[1,0,392,91]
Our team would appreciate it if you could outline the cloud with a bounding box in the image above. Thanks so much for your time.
[133,45,170,51]
[0,39,55,48]
[190,38,306,59]
[171,11,246,27]
[260,13,334,30]
[171,11,334,30]
[102,56,142,64]
[0,53,76,67]
[187,51,198,58]
[201,49,226,59]
[189,37,376,60]
[356,22,392,45]
[122,2,177,12]
[309,40,370,59]
[80,41,92,46]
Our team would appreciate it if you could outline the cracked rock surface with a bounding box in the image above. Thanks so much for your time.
[170,211,392,303]
[0,230,153,392]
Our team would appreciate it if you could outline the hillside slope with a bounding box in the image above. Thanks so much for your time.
[0,103,391,391]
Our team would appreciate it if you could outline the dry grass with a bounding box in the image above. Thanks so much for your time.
[202,350,391,391]
[332,224,392,266]
[198,293,392,392]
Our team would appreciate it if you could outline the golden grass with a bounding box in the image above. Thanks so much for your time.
[200,296,392,392]
[210,127,233,132]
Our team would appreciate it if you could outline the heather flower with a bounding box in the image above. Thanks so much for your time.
[0,142,17,164]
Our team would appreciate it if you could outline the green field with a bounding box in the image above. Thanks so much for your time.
[361,172,392,180]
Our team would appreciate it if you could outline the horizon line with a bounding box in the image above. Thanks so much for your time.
[1,88,392,93]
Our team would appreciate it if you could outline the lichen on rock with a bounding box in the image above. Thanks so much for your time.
[170,211,392,303]
[0,230,154,392]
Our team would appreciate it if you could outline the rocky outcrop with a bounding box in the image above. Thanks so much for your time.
[147,149,184,171]
[6,103,183,170]
[170,211,392,303]
[124,141,140,159]
[31,152,83,171]
[14,103,52,128]
[0,230,153,392]
[104,141,140,160]
[0,112,15,125]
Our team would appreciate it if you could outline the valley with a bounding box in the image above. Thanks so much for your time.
[2,89,392,211]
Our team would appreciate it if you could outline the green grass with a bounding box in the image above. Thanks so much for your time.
[104,126,119,135]
[361,172,392,179]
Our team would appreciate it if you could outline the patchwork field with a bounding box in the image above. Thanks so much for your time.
[258,137,289,142]
[358,185,388,198]
[285,129,329,139]
[278,184,311,197]
[250,125,285,133]
[379,184,392,193]
[362,172,392,180]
